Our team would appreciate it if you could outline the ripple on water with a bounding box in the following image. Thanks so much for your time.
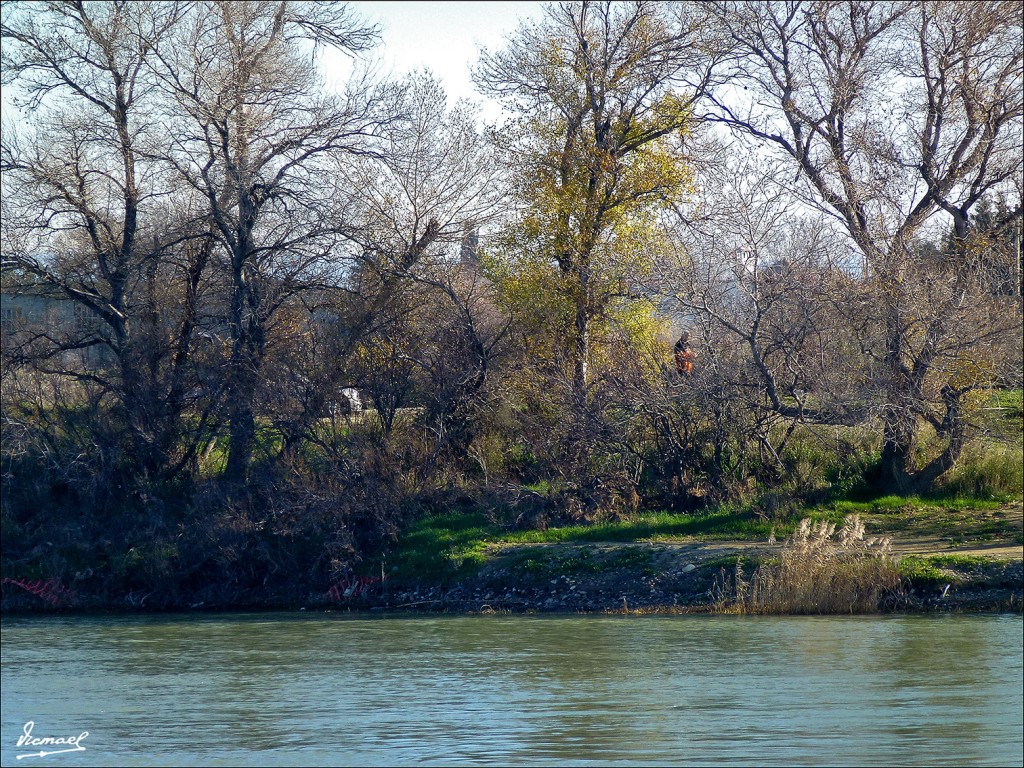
[1,614,1021,767]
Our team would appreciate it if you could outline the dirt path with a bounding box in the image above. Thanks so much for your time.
[887,539,1023,558]
[885,502,1022,559]
[492,503,1024,565]
[675,536,1024,562]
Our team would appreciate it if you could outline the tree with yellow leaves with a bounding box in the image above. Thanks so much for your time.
[476,0,724,398]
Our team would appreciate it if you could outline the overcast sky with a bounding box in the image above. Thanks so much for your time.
[336,2,545,116]
[0,3,546,124]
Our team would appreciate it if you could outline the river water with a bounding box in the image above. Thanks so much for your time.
[1,613,1021,766]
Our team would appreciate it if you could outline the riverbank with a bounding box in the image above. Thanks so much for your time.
[4,507,1019,618]
[372,543,1023,615]
[349,497,1024,615]
[3,497,1021,615]
[3,558,1021,614]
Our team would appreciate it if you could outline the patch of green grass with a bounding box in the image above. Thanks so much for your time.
[898,556,955,586]
[986,388,1023,425]
[828,495,915,514]
[938,442,1023,499]
[387,506,776,585]
[502,545,655,580]
[825,494,1004,514]
[389,511,499,584]
[898,553,1000,586]
[558,549,605,575]
[506,553,555,576]
[387,489,1020,587]
[898,556,952,585]
[989,388,1023,408]
[497,508,777,545]
[608,546,655,571]
[922,553,994,568]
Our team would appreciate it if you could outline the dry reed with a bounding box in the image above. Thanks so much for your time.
[714,515,902,614]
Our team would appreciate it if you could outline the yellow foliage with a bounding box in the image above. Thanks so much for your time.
[493,17,699,388]
[947,355,997,391]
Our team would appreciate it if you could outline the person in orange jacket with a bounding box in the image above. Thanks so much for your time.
[674,331,696,376]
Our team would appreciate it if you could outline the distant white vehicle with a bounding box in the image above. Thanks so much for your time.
[328,387,363,416]
[340,388,362,412]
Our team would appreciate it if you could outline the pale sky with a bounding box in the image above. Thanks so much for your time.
[0,3,547,124]
[334,2,546,116]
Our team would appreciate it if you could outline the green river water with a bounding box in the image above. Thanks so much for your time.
[1,613,1021,766]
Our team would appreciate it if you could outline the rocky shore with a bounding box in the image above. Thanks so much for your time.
[364,549,1024,615]
[4,540,1022,615]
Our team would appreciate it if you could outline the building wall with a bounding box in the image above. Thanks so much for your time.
[1,293,111,369]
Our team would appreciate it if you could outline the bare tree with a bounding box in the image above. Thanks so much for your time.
[0,0,213,480]
[150,0,384,479]
[667,158,866,426]
[703,0,1024,490]
[340,72,510,448]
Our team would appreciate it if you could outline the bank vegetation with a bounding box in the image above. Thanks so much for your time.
[1,0,1021,609]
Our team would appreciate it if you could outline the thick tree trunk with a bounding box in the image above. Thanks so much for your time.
[224,315,263,480]
[224,244,263,480]
[911,385,969,493]
[878,271,916,492]
[223,157,264,480]
[225,383,256,480]
[224,324,262,480]
[879,414,915,493]
[879,379,968,494]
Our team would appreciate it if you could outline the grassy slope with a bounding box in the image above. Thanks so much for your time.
[382,494,1023,588]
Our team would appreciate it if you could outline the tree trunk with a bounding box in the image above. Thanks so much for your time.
[224,318,262,480]
[571,265,592,400]
[573,301,590,400]
[879,414,915,493]
[879,377,969,494]
[224,249,263,480]
[225,384,256,480]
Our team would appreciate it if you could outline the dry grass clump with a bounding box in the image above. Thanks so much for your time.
[714,515,902,614]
